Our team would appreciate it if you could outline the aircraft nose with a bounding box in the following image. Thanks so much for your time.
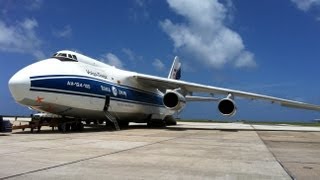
[8,68,30,102]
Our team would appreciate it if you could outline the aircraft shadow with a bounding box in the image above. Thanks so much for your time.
[11,124,318,134]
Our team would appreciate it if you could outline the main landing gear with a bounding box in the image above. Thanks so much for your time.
[146,116,177,128]
[57,121,84,133]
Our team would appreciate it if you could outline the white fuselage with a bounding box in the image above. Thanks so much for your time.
[9,51,174,122]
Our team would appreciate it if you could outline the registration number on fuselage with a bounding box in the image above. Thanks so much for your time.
[67,81,91,89]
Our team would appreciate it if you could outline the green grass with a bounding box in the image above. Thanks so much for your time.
[243,121,320,127]
[177,119,320,127]
[177,119,230,123]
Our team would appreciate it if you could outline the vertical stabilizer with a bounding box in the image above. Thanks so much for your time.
[168,56,181,80]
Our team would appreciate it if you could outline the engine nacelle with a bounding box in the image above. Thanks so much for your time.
[218,98,237,116]
[163,90,186,111]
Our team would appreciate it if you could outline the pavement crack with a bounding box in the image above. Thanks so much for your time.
[256,131,295,180]
[0,133,192,180]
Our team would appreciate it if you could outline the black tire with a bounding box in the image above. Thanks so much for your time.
[58,124,63,132]
[164,116,177,126]
[147,120,166,128]
[71,123,77,131]
[98,120,104,124]
[60,123,70,133]
[119,121,129,129]
[77,123,84,131]
[65,123,71,132]
[61,123,66,133]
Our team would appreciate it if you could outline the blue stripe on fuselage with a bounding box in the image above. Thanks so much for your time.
[30,74,155,96]
[30,75,164,107]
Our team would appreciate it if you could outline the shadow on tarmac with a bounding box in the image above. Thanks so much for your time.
[11,123,320,134]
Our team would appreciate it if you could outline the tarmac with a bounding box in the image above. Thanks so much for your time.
[0,121,320,179]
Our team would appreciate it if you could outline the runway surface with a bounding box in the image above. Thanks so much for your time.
[1,121,320,179]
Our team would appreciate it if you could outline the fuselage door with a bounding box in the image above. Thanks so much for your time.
[104,95,110,111]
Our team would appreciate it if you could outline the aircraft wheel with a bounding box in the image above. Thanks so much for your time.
[58,124,63,132]
[71,123,77,131]
[37,126,41,133]
[59,123,70,133]
[105,120,113,127]
[73,122,84,131]
[77,123,84,131]
[164,116,177,126]
[119,121,129,129]
[98,120,104,124]
[61,123,66,133]
[147,120,166,128]
[65,123,71,131]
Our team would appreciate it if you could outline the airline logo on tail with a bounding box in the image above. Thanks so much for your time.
[168,56,181,80]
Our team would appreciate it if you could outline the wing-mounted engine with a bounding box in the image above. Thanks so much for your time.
[218,94,237,116]
[163,90,186,111]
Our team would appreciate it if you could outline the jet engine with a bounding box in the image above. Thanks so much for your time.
[163,90,186,111]
[218,97,237,116]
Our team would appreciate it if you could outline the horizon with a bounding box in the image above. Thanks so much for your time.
[1,0,320,122]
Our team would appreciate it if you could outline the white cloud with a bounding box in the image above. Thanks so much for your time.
[235,51,256,68]
[1,0,43,17]
[135,0,145,7]
[101,53,124,68]
[160,0,256,69]
[130,0,150,21]
[0,18,45,59]
[122,48,143,61]
[152,58,165,71]
[122,48,135,60]
[26,0,43,11]
[53,25,72,38]
[21,18,38,30]
[291,0,320,11]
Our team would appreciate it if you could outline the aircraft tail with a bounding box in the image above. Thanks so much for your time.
[168,56,181,80]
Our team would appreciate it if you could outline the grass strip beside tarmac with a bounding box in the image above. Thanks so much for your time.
[178,119,320,127]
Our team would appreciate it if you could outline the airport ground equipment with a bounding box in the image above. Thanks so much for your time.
[0,116,12,133]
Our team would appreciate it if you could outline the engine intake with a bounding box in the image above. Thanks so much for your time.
[218,98,237,116]
[163,90,186,111]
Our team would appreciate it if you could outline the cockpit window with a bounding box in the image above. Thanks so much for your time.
[72,55,77,60]
[52,52,78,62]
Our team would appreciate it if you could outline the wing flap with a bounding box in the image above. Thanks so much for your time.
[281,102,320,111]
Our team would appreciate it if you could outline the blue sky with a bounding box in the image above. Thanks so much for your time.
[1,0,320,122]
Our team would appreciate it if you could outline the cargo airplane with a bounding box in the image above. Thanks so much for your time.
[8,50,320,132]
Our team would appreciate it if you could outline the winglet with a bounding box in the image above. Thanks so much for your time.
[168,56,181,80]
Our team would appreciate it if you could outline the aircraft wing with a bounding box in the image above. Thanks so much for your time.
[132,73,320,111]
